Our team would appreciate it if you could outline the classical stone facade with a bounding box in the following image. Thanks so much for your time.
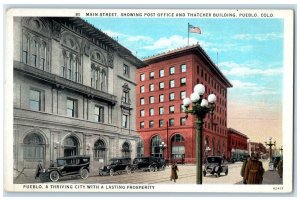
[13,17,146,180]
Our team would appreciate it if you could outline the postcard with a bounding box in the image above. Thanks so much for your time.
[3,8,294,193]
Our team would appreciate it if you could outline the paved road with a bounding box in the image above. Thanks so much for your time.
[16,160,282,185]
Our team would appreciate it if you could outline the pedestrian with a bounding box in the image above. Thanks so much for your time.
[278,158,283,178]
[240,155,251,184]
[243,153,265,184]
[170,162,178,182]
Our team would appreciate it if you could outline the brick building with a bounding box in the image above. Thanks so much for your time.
[136,45,232,164]
[227,128,249,161]
[13,17,145,179]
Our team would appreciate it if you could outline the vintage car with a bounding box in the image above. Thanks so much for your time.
[35,155,90,182]
[154,157,167,171]
[203,156,228,177]
[132,156,159,172]
[99,157,132,176]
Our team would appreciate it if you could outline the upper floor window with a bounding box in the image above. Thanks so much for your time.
[149,108,154,116]
[159,94,164,103]
[29,89,41,111]
[159,69,164,77]
[140,74,145,81]
[94,105,104,123]
[140,86,145,93]
[67,98,77,118]
[150,71,155,79]
[180,91,186,100]
[181,64,187,72]
[159,82,164,90]
[169,105,175,114]
[180,117,186,125]
[140,110,145,117]
[122,91,130,103]
[123,64,129,77]
[140,98,145,105]
[140,121,145,129]
[169,92,175,101]
[180,77,186,86]
[149,96,154,104]
[159,107,164,115]
[169,118,175,126]
[170,66,175,75]
[159,119,164,127]
[91,66,107,91]
[149,84,154,92]
[170,80,175,88]
[149,120,154,128]
[122,114,129,128]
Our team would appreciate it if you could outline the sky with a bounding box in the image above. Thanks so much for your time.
[85,17,284,147]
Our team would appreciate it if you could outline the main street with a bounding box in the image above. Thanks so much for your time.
[40,159,281,185]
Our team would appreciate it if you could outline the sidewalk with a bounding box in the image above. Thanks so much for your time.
[235,170,283,184]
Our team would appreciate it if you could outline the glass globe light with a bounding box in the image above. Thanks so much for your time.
[190,92,200,103]
[182,98,191,107]
[194,84,205,95]
[201,99,208,107]
[208,94,217,103]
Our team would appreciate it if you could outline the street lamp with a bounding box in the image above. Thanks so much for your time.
[159,141,167,158]
[265,137,276,161]
[182,83,216,184]
[279,146,283,156]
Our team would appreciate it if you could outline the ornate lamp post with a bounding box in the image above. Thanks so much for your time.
[279,146,283,156]
[205,146,211,162]
[182,84,216,184]
[159,141,167,158]
[265,137,276,160]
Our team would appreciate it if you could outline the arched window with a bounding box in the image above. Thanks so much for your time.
[23,133,45,159]
[31,39,38,67]
[101,69,107,91]
[40,42,47,70]
[94,139,106,159]
[22,34,30,64]
[63,136,79,157]
[122,142,131,158]
[151,135,162,157]
[171,134,185,161]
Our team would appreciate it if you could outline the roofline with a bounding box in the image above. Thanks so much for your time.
[228,128,249,138]
[143,45,232,87]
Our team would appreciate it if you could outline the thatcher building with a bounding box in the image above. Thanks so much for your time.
[136,45,232,164]
[13,17,146,180]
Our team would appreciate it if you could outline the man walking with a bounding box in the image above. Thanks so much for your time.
[243,153,264,184]
[241,155,251,184]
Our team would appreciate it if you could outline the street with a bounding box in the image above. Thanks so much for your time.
[17,159,282,185]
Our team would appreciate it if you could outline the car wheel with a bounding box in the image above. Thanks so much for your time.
[203,171,206,177]
[225,169,228,176]
[126,166,131,174]
[109,169,114,176]
[149,166,155,172]
[49,171,60,182]
[80,168,89,179]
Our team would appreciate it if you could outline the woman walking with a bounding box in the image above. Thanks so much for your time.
[170,162,179,182]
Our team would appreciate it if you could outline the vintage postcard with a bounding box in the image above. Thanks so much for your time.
[3,8,294,193]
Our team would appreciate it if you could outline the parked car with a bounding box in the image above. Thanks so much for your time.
[154,157,167,171]
[203,156,228,177]
[132,156,158,172]
[35,155,90,182]
[99,157,132,176]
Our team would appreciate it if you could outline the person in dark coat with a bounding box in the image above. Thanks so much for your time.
[278,158,283,178]
[243,154,264,184]
[241,155,251,184]
[170,162,179,182]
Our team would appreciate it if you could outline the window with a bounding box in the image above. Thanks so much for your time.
[170,66,175,75]
[122,114,129,128]
[149,96,154,104]
[149,120,154,128]
[159,69,164,77]
[23,133,44,159]
[40,42,47,70]
[22,34,30,64]
[159,107,164,115]
[29,89,41,111]
[159,119,164,127]
[180,77,186,86]
[140,121,144,128]
[150,71,154,79]
[31,40,38,67]
[67,98,77,118]
[149,84,154,92]
[169,92,175,101]
[181,64,187,72]
[169,105,175,114]
[94,139,106,159]
[140,73,145,81]
[169,118,174,126]
[180,117,186,125]
[180,91,186,100]
[122,91,130,103]
[149,108,154,116]
[140,110,145,117]
[140,98,145,105]
[159,82,164,90]
[94,106,104,123]
[159,94,164,102]
[140,86,145,93]
[122,142,131,158]
[180,104,185,112]
[123,64,129,76]
[169,80,175,88]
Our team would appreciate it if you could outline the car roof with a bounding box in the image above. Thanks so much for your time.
[57,155,90,160]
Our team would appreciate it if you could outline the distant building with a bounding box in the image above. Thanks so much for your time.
[227,128,249,161]
[136,45,232,163]
[13,17,146,180]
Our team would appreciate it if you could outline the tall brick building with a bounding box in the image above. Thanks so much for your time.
[227,128,249,161]
[136,45,232,163]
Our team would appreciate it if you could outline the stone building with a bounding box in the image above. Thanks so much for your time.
[136,45,232,164]
[13,17,146,179]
